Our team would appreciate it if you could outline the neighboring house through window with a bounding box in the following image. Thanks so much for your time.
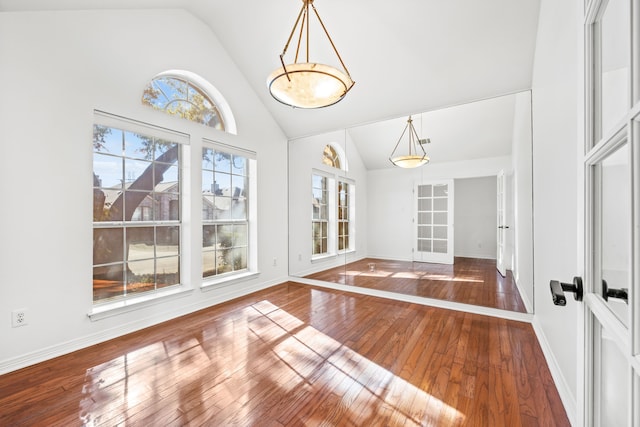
[92,120,184,303]
[92,70,250,308]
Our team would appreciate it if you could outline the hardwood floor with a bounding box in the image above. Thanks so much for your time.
[0,282,567,426]
[306,257,528,313]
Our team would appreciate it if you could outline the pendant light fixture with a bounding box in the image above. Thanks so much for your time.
[267,0,355,109]
[389,116,430,168]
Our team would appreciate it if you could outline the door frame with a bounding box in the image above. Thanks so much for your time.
[413,179,454,264]
[578,0,640,425]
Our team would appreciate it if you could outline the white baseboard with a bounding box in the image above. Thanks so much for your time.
[531,316,577,427]
[0,278,284,375]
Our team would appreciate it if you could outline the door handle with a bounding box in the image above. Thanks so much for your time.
[602,279,628,304]
[549,276,583,306]
[498,225,510,229]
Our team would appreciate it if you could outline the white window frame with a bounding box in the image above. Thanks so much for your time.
[90,111,191,318]
[201,139,258,288]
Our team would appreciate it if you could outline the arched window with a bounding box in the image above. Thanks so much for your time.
[322,144,342,169]
[142,71,235,133]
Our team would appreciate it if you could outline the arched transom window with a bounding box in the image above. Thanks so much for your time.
[142,75,225,130]
[322,144,342,169]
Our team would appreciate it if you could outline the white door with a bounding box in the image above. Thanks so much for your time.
[580,1,639,425]
[414,180,454,264]
[496,170,507,276]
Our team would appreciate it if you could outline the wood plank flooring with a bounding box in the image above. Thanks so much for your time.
[306,257,528,313]
[0,282,567,426]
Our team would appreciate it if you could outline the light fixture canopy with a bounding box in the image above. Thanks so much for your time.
[389,116,430,168]
[267,0,355,109]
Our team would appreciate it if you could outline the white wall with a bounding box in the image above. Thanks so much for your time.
[453,176,497,259]
[0,9,289,373]
[288,131,368,276]
[531,0,580,422]
[367,156,511,261]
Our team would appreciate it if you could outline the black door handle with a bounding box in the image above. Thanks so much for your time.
[602,279,628,304]
[498,225,510,229]
[549,277,583,306]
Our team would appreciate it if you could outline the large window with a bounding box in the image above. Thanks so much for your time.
[312,174,329,256]
[142,75,225,130]
[338,180,350,251]
[92,122,183,303]
[202,146,250,277]
[312,173,354,257]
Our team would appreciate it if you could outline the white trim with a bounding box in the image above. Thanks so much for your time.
[94,109,190,144]
[292,276,533,323]
[532,315,578,427]
[88,286,194,321]
[201,271,260,290]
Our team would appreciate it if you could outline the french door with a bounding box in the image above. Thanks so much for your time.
[497,170,507,276]
[414,180,454,264]
[582,0,640,425]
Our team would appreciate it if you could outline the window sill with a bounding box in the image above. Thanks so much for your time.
[88,286,194,321]
[201,271,260,291]
[311,253,337,263]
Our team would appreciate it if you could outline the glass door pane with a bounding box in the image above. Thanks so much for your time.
[593,315,631,427]
[597,0,630,139]
[598,142,631,327]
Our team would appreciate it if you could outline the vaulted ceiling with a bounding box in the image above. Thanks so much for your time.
[0,0,541,168]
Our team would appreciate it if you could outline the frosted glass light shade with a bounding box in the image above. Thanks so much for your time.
[267,62,355,109]
[389,155,430,168]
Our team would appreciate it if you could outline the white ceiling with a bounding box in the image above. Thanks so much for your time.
[0,0,540,169]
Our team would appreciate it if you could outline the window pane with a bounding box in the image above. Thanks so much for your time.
[214,172,231,195]
[155,164,179,190]
[154,140,179,163]
[217,224,233,248]
[124,131,151,160]
[94,228,124,265]
[418,239,431,252]
[202,195,215,220]
[126,259,155,295]
[235,224,248,247]
[231,248,247,271]
[214,196,231,219]
[433,198,448,211]
[214,152,232,173]
[202,148,215,170]
[418,212,431,225]
[203,224,216,249]
[434,212,448,225]
[418,185,432,197]
[418,199,432,211]
[202,170,214,193]
[433,184,448,197]
[232,155,247,175]
[433,226,447,239]
[156,256,180,289]
[93,153,123,189]
[151,193,179,221]
[125,158,152,183]
[126,227,155,261]
[94,125,122,155]
[93,264,125,302]
[433,240,448,253]
[157,226,179,257]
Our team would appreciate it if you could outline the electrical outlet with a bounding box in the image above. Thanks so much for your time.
[11,309,28,327]
[273,257,277,266]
